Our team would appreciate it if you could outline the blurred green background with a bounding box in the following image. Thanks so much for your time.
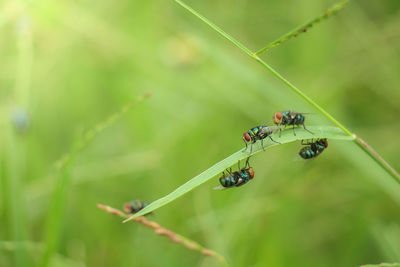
[1,0,400,266]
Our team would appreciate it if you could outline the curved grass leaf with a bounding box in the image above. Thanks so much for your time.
[123,126,354,223]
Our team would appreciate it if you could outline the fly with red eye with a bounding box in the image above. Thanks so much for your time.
[215,157,255,190]
[299,138,328,159]
[235,157,255,187]
[273,110,313,137]
[242,122,281,153]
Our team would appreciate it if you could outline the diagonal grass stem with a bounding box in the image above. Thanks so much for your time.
[172,0,400,184]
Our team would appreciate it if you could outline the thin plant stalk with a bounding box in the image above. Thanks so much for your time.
[56,92,152,169]
[97,204,227,266]
[173,0,400,184]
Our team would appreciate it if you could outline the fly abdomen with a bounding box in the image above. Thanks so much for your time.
[299,147,316,159]
[294,113,305,125]
[299,138,328,159]
[219,174,238,188]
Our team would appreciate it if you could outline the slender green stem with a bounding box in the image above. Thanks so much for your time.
[255,0,349,55]
[55,92,152,170]
[173,0,400,184]
[40,169,70,267]
[354,136,400,183]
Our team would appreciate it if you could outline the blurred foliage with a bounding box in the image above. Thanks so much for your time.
[1,0,400,266]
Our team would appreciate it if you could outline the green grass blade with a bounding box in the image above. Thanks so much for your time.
[255,0,349,55]
[123,126,354,222]
[40,169,70,267]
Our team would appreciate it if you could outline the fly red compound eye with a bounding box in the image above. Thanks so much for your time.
[215,157,255,190]
[274,111,313,137]
[248,168,254,179]
[273,112,282,124]
[243,132,251,142]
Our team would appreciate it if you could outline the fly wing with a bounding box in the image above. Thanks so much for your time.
[292,153,304,162]
[259,126,281,134]
[301,139,316,145]
[213,185,227,190]
[292,153,315,164]
[261,120,272,127]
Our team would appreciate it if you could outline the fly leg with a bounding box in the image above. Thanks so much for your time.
[242,139,248,152]
[249,140,257,154]
[245,156,251,168]
[269,136,281,144]
[292,125,296,136]
[261,139,265,151]
[303,123,313,135]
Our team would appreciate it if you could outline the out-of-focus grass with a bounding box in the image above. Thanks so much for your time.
[1,0,400,266]
[40,93,151,267]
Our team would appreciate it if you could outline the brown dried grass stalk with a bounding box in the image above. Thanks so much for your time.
[97,204,227,266]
